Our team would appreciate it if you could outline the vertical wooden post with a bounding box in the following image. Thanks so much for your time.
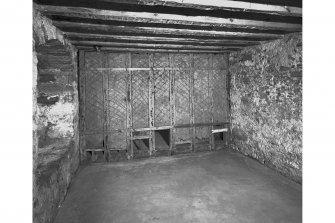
[78,50,86,161]
[226,53,232,149]
[127,52,133,159]
[148,53,155,156]
[209,54,214,151]
[102,52,109,161]
[189,53,195,152]
[169,53,175,155]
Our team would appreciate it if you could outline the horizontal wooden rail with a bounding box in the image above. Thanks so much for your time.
[81,67,227,72]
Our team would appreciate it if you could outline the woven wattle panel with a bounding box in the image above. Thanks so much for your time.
[84,52,105,68]
[107,132,127,150]
[132,71,149,128]
[194,70,210,124]
[84,70,104,132]
[107,71,127,130]
[174,54,190,68]
[195,127,210,142]
[194,54,210,69]
[154,70,170,126]
[175,70,190,125]
[108,53,129,68]
[153,53,169,68]
[131,53,149,68]
[213,70,228,122]
[175,128,191,143]
[84,69,105,149]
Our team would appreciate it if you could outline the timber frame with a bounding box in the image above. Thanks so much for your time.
[34,0,302,53]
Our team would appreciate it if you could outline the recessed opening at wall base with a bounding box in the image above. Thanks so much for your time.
[108,149,128,162]
[132,139,150,159]
[154,129,170,149]
[85,150,106,163]
[194,140,210,152]
[214,132,227,150]
[173,142,192,155]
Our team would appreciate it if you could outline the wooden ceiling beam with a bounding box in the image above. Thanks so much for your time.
[54,21,283,39]
[66,34,258,47]
[34,0,302,17]
[36,5,302,32]
[124,0,302,16]
[70,40,243,50]
[50,15,292,35]
[64,32,260,45]
[74,46,235,54]
[59,26,277,42]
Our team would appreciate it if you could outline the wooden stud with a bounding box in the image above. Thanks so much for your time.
[127,52,133,159]
[189,53,195,152]
[169,53,175,154]
[148,53,155,156]
[209,54,214,151]
[78,50,86,161]
[226,53,232,149]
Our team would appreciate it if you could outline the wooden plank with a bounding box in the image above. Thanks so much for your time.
[212,128,228,133]
[128,52,133,159]
[78,50,86,161]
[53,21,285,39]
[189,54,195,152]
[209,54,214,151]
[57,18,292,35]
[169,53,175,153]
[175,141,192,145]
[81,67,233,72]
[132,126,173,132]
[68,36,257,47]
[174,122,230,128]
[69,40,245,50]
[61,27,276,42]
[35,0,302,8]
[130,0,302,16]
[75,47,235,54]
[131,136,152,140]
[36,1,302,21]
[37,5,302,31]
[65,33,265,44]
[148,53,155,155]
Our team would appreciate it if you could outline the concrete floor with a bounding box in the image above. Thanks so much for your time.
[54,149,302,223]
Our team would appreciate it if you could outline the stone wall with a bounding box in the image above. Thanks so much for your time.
[33,7,80,223]
[229,33,302,183]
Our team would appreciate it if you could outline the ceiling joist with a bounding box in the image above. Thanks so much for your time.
[34,0,302,52]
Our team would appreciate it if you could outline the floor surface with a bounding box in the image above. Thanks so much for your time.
[54,149,302,223]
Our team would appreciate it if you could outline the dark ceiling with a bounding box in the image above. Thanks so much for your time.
[34,0,302,53]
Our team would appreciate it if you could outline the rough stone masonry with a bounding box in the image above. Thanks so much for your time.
[229,33,302,183]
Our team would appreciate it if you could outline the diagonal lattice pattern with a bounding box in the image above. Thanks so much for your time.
[154,70,170,126]
[107,132,127,150]
[194,54,210,69]
[108,53,129,68]
[195,127,210,141]
[213,70,228,122]
[131,53,149,68]
[174,54,190,68]
[175,70,190,125]
[194,70,210,123]
[84,70,104,132]
[153,53,169,67]
[132,71,149,128]
[85,52,105,68]
[107,71,127,130]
